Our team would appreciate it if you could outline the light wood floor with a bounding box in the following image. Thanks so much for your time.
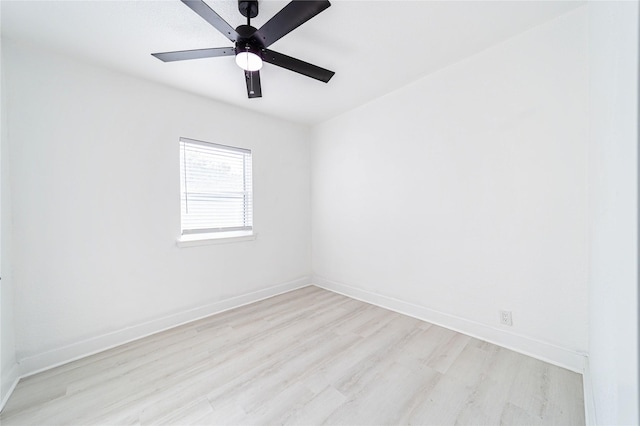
[1,286,584,425]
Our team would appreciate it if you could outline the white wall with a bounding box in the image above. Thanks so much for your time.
[587,1,639,425]
[312,8,589,370]
[0,36,19,406]
[2,39,311,374]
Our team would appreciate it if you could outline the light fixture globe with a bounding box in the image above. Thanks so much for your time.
[235,51,263,71]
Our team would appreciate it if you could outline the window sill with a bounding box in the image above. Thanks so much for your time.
[176,231,257,248]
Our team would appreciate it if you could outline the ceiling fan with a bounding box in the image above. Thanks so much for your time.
[152,0,335,99]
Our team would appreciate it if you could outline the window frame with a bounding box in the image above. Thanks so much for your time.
[177,137,255,247]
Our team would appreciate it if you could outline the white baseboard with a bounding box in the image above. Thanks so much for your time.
[17,276,312,379]
[582,357,597,425]
[313,275,586,373]
[1,362,20,413]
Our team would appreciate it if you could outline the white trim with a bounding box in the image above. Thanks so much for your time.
[313,275,587,373]
[176,231,257,247]
[17,276,312,378]
[0,362,20,413]
[582,357,598,425]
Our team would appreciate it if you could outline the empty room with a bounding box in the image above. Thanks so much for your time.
[0,0,638,425]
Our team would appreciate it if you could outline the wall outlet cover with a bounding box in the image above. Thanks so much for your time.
[500,310,513,326]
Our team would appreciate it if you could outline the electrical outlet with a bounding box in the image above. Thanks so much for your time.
[500,310,513,326]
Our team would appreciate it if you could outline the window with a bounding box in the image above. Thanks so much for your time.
[179,137,253,239]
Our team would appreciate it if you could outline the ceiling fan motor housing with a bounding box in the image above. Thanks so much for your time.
[234,24,264,58]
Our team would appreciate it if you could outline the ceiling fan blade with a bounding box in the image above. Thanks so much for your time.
[152,47,235,62]
[181,0,238,42]
[245,70,262,98]
[263,49,334,83]
[256,0,330,48]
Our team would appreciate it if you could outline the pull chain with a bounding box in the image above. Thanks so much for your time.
[247,47,254,95]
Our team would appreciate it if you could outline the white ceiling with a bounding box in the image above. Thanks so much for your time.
[1,0,583,125]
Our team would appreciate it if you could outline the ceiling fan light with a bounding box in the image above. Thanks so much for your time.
[235,51,263,72]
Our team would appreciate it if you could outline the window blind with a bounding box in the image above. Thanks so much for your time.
[179,137,253,235]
